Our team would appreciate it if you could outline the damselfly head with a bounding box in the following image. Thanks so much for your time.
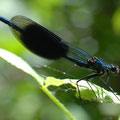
[109,64,119,73]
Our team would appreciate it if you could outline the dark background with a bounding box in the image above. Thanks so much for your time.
[0,0,120,120]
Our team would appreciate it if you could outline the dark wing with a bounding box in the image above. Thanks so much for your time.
[62,41,93,61]
[0,15,92,61]
[10,15,69,59]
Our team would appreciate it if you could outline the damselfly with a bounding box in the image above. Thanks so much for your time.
[0,15,119,100]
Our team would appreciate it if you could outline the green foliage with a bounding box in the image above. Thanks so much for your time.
[45,77,120,103]
[0,48,120,120]
[1,0,120,119]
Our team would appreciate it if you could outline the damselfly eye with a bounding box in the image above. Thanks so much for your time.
[110,64,119,73]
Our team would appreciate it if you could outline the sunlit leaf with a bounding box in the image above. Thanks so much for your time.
[45,77,120,104]
[0,48,44,85]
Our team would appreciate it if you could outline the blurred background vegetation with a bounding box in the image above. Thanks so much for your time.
[0,0,120,120]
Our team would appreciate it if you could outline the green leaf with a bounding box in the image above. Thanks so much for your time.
[0,48,44,85]
[45,77,120,104]
[0,48,75,120]
[0,48,120,120]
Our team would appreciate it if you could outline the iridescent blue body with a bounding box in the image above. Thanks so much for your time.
[65,55,119,75]
[0,15,119,81]
[0,15,119,100]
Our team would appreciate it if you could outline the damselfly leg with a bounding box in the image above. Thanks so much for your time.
[76,72,104,100]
